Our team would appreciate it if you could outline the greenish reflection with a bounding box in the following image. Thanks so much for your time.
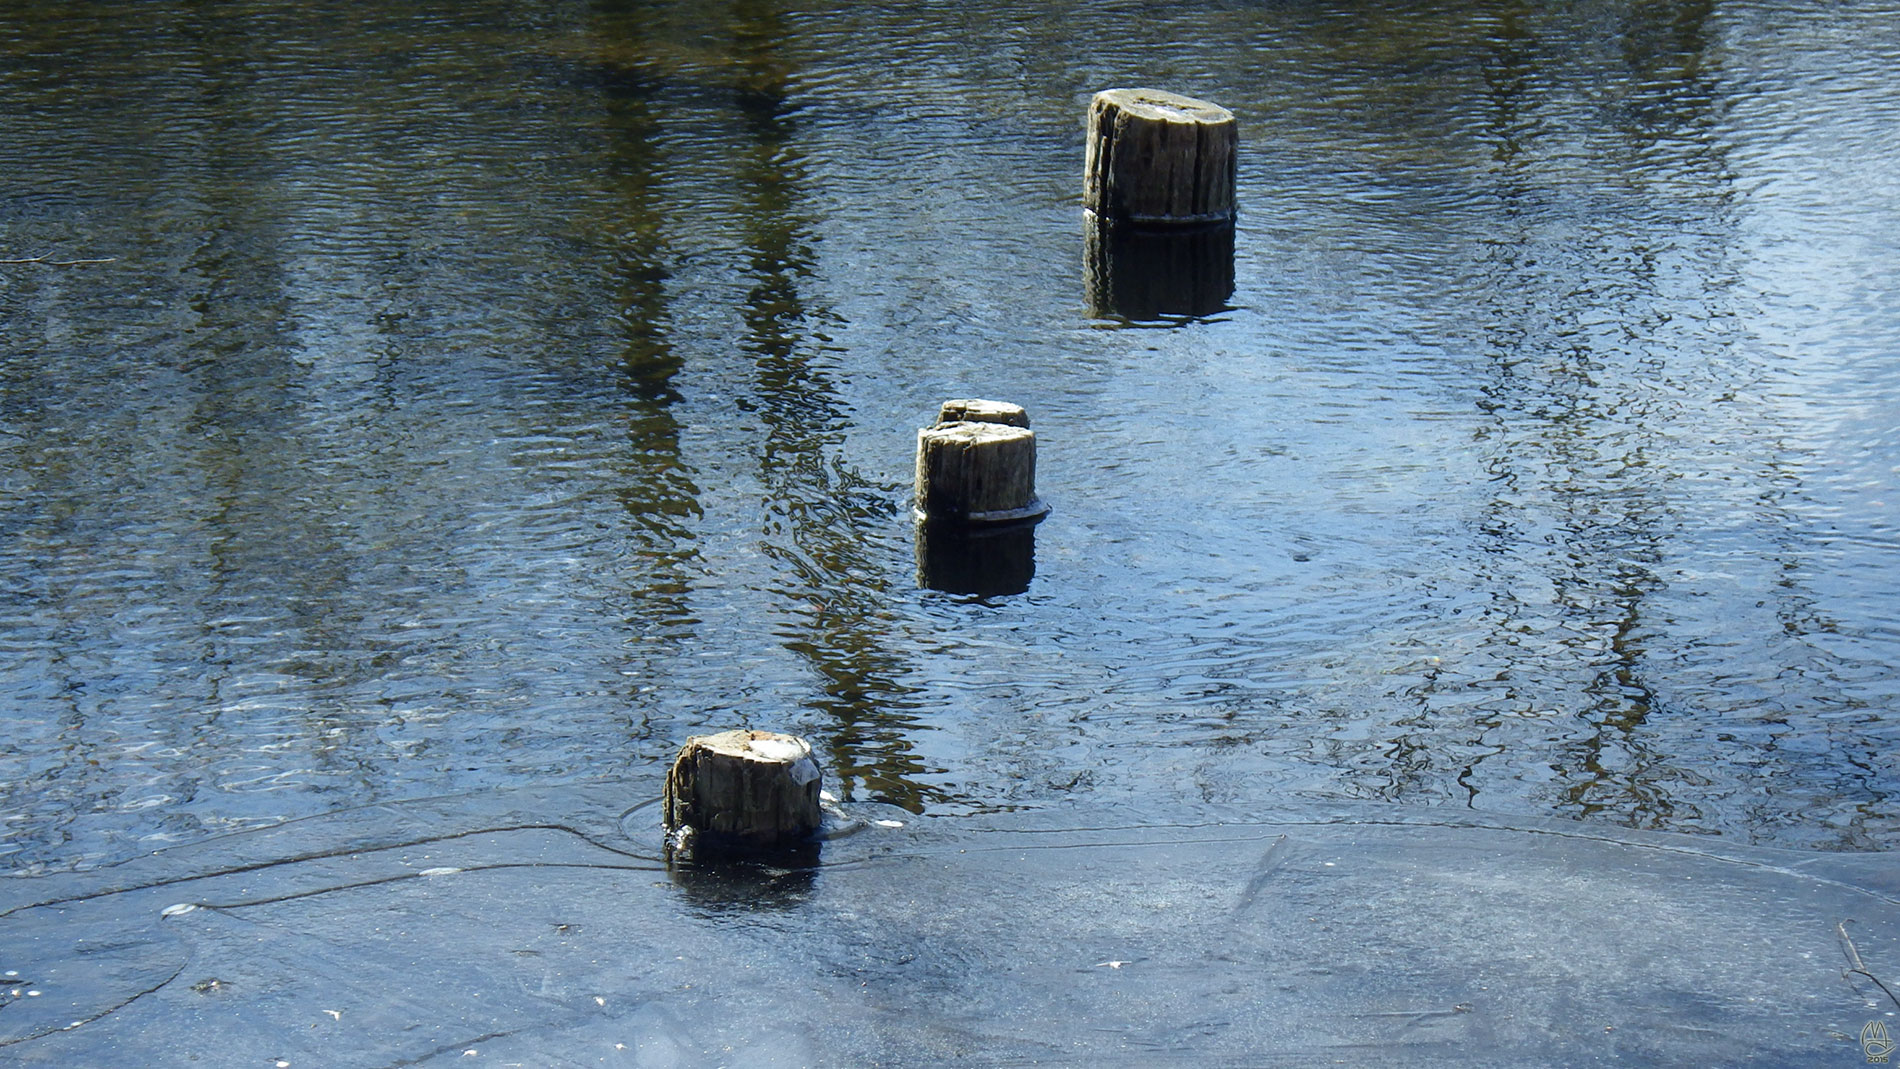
[174,28,377,835]
[720,0,945,812]
[586,7,705,659]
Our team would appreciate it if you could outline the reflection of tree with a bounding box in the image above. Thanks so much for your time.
[590,30,704,662]
[1616,0,1719,143]
[1439,0,1732,830]
[22,8,393,840]
[171,19,400,815]
[723,0,944,812]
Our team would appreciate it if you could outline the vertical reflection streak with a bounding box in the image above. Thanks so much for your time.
[723,0,942,811]
[1452,0,1733,831]
[588,16,705,667]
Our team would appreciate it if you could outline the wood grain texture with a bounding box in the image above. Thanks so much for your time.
[663,729,823,848]
[1084,88,1237,226]
[914,421,1046,524]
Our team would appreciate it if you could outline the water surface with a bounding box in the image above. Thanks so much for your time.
[3,0,1898,872]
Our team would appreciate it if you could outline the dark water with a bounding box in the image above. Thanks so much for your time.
[3,0,1898,874]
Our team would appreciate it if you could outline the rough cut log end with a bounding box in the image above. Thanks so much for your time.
[936,399,1030,428]
[1084,87,1238,227]
[663,729,823,851]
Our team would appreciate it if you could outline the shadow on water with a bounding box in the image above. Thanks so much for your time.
[666,851,819,914]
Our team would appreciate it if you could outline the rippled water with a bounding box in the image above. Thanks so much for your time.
[3,0,1897,872]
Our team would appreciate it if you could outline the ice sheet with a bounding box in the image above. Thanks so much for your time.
[2,782,1894,1066]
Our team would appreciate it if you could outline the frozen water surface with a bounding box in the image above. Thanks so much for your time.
[2,782,1896,1065]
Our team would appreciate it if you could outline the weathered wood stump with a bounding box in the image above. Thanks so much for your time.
[1085,212,1235,319]
[915,405,1048,525]
[1084,88,1237,227]
[662,730,823,852]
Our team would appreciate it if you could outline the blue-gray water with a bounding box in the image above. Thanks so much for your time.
[3,0,1898,873]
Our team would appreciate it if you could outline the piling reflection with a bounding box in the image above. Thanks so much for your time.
[667,851,819,915]
[915,521,1037,597]
[1084,214,1234,320]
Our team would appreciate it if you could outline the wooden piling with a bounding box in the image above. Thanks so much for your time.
[915,403,1048,525]
[1084,88,1237,227]
[663,730,823,852]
